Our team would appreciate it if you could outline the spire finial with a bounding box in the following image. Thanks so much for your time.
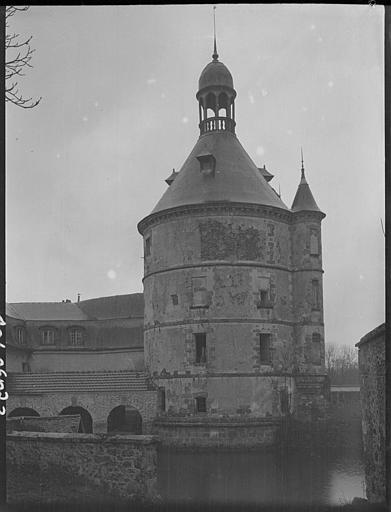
[213,6,219,61]
[300,147,305,179]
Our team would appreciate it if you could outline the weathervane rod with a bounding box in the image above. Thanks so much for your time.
[213,5,219,60]
[300,147,305,178]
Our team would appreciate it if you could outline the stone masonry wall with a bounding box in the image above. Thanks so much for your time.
[7,390,158,434]
[7,431,159,502]
[357,325,386,503]
[153,417,280,448]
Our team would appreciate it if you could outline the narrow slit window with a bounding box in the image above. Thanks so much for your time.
[312,333,321,365]
[196,396,207,413]
[145,236,152,257]
[312,280,320,310]
[310,232,319,256]
[159,387,166,412]
[259,333,272,364]
[194,333,206,364]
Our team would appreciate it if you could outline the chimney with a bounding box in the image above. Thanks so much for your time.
[77,293,80,303]
[65,299,71,303]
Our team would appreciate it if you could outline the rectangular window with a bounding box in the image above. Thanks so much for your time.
[194,333,206,364]
[171,294,178,306]
[16,327,26,345]
[196,396,207,413]
[42,329,55,345]
[312,280,320,310]
[192,276,208,307]
[259,333,272,364]
[145,236,151,257]
[257,276,272,308]
[312,333,322,365]
[310,232,319,256]
[69,330,84,346]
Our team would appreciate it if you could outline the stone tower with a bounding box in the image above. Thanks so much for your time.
[138,43,328,447]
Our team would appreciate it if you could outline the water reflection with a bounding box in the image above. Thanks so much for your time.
[158,421,365,506]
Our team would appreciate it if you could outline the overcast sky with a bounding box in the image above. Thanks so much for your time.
[6,5,384,347]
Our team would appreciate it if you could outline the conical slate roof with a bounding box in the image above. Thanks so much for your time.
[291,173,322,213]
[151,131,289,215]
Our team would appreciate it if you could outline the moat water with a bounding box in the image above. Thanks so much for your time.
[158,419,365,506]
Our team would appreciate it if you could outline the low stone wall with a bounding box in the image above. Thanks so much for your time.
[7,431,159,503]
[7,414,81,433]
[153,417,280,448]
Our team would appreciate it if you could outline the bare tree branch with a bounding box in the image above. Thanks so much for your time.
[5,6,41,109]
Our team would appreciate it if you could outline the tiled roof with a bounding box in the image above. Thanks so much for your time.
[6,302,89,321]
[355,323,385,347]
[77,293,144,320]
[291,174,323,214]
[8,371,153,394]
[6,293,144,322]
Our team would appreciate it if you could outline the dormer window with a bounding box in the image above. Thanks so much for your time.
[15,326,26,345]
[196,153,216,177]
[69,328,84,347]
[41,328,56,346]
[311,280,320,310]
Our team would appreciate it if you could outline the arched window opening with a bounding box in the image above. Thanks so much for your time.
[218,92,228,117]
[205,92,216,112]
[60,406,93,433]
[310,232,319,256]
[206,108,215,119]
[8,407,39,418]
[218,107,227,117]
[107,405,142,435]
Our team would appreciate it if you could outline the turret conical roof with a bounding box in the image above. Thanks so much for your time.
[291,168,323,214]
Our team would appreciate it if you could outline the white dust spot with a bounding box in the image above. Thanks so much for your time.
[161,92,166,99]
[107,269,117,280]
[182,116,189,124]
[328,81,334,88]
[94,101,99,107]
[56,153,61,159]
[261,89,268,97]
[248,92,255,104]
[359,274,364,281]
[317,36,323,43]
[310,24,316,31]
[287,129,293,136]
[302,106,308,112]
[147,78,156,85]
[82,116,88,122]
[256,146,265,156]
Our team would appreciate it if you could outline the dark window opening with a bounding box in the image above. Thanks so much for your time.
[159,387,166,412]
[107,405,142,435]
[22,362,30,373]
[280,388,290,415]
[312,333,322,365]
[259,333,272,365]
[312,280,320,310]
[196,153,216,176]
[171,294,178,306]
[145,236,151,257]
[195,333,206,364]
[196,396,206,413]
[60,406,93,433]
